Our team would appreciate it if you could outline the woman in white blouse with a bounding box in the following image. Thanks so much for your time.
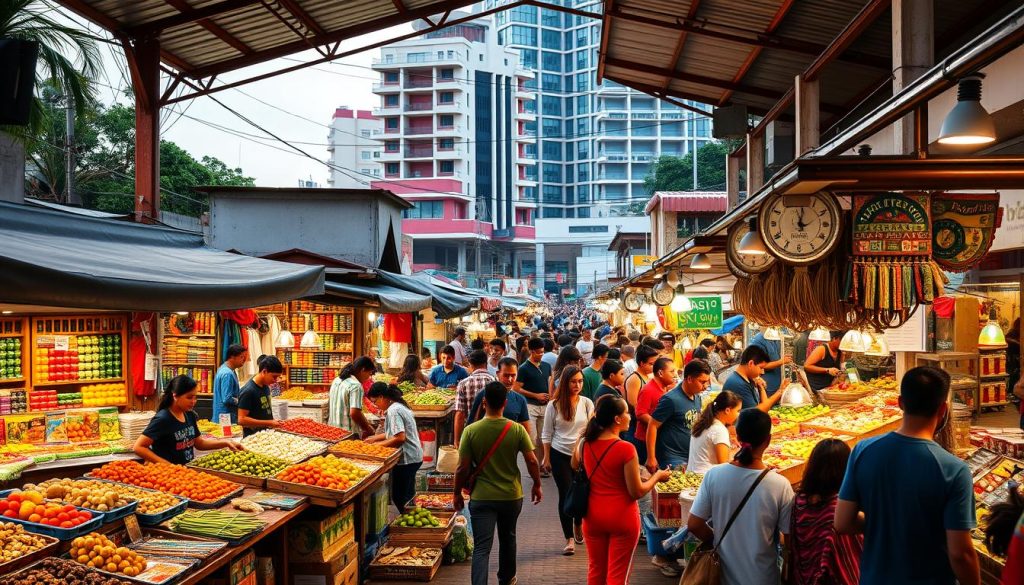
[542,366,595,555]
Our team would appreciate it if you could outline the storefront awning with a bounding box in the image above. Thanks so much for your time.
[0,200,325,311]
[318,275,432,314]
[374,271,478,319]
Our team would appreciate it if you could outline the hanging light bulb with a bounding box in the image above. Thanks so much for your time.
[174,311,189,316]
[641,303,658,323]
[864,330,890,357]
[780,370,813,407]
[763,327,782,341]
[738,217,767,255]
[671,293,692,312]
[300,314,320,348]
[808,326,831,342]
[666,270,682,288]
[839,329,867,353]
[978,307,1007,348]
[690,253,711,270]
[367,311,377,322]
[275,329,295,349]
[938,74,996,145]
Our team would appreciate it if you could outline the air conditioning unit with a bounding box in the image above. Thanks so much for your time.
[712,104,749,139]
[765,121,794,170]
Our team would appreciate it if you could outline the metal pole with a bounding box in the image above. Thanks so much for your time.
[64,96,79,205]
[692,116,698,190]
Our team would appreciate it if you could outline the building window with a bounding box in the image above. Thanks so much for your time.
[576,95,589,114]
[519,49,538,69]
[372,169,380,176]
[541,117,561,137]
[568,225,609,234]
[541,8,561,27]
[439,114,454,128]
[576,29,587,48]
[403,200,444,219]
[384,71,399,84]
[542,140,562,161]
[385,118,399,132]
[541,95,561,116]
[541,73,561,92]
[373,151,380,158]
[439,68,454,80]
[439,160,454,175]
[577,162,589,181]
[385,141,399,152]
[577,141,589,159]
[543,185,562,204]
[361,150,371,160]
[438,138,455,150]
[542,163,562,183]
[384,94,398,107]
[576,72,590,92]
[541,29,561,50]
[407,52,429,63]
[438,91,454,104]
[385,162,400,176]
[510,5,537,24]
[564,31,574,51]
[509,24,536,45]
[541,51,561,72]
[576,49,588,69]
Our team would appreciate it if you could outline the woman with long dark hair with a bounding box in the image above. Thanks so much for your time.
[397,354,429,387]
[687,390,742,474]
[541,366,595,555]
[707,336,732,376]
[572,395,670,584]
[365,382,423,511]
[687,409,796,585]
[789,439,862,585]
[329,356,376,437]
[134,375,242,465]
[550,345,584,393]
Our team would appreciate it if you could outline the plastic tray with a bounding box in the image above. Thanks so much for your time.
[0,490,105,541]
[184,484,245,509]
[137,497,188,527]
[98,499,140,523]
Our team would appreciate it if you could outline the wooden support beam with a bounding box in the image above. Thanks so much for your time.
[795,74,820,154]
[719,0,795,104]
[805,0,890,81]
[661,0,703,91]
[746,132,765,193]
[276,0,326,37]
[892,0,934,155]
[596,0,614,81]
[127,37,161,222]
[122,0,260,36]
[164,0,254,55]
[726,153,741,209]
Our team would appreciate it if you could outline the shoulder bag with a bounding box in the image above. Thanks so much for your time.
[562,439,619,521]
[679,468,771,585]
[464,421,514,494]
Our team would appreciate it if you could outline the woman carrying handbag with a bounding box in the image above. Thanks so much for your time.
[684,409,796,585]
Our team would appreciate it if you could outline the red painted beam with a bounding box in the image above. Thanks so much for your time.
[718,0,796,105]
[661,0,702,91]
[128,38,162,222]
[596,0,614,82]
[804,0,890,81]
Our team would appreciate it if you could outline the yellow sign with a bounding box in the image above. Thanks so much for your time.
[632,255,656,268]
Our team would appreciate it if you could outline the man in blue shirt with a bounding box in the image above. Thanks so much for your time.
[212,344,248,425]
[836,366,980,585]
[468,358,531,436]
[749,331,792,395]
[646,359,711,472]
[429,345,470,388]
[721,344,781,411]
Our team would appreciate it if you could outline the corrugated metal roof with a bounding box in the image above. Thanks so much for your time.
[57,0,481,78]
[645,191,728,214]
[600,0,1015,121]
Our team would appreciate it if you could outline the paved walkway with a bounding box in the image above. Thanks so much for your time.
[369,470,674,584]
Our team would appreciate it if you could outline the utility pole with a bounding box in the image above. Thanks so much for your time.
[692,114,698,190]
[64,95,80,205]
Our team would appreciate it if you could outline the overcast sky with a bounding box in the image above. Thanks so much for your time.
[69,10,412,188]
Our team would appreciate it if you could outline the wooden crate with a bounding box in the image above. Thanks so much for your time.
[0,532,60,576]
[369,551,442,582]
[387,511,455,547]
[328,443,401,466]
[408,401,453,412]
[185,463,270,490]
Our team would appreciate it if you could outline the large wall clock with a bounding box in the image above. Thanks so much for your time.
[726,218,776,278]
[757,192,842,264]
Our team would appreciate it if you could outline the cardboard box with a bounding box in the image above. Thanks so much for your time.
[288,504,354,562]
[290,541,358,585]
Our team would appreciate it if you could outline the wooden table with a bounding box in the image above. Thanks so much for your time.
[412,403,456,448]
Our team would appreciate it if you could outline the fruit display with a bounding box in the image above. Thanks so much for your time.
[278,388,314,401]
[0,521,54,564]
[654,471,704,493]
[0,557,133,585]
[771,404,830,422]
[395,507,441,528]
[771,418,798,435]
[240,430,328,463]
[24,479,180,516]
[196,419,242,438]
[411,493,455,511]
[168,509,266,541]
[190,450,289,478]
[857,390,900,408]
[80,384,126,407]
[405,389,454,407]
[69,532,147,577]
[0,338,22,380]
[372,546,441,567]
[230,498,265,514]
[35,335,122,384]
[58,391,83,408]
[804,404,902,435]
[278,418,350,442]
[867,376,898,391]
[762,446,802,471]
[276,454,373,491]
[774,430,852,460]
[825,381,874,393]
[329,440,397,460]
[88,461,241,504]
[22,481,132,513]
[0,490,94,528]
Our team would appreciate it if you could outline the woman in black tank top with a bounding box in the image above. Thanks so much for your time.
[805,331,845,391]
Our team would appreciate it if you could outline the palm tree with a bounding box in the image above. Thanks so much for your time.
[1,0,101,137]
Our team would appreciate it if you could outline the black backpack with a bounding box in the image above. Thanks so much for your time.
[562,440,619,520]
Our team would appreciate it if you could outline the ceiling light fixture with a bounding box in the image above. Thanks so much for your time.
[690,253,711,270]
[808,326,831,342]
[839,329,868,353]
[978,307,1007,348]
[275,330,295,349]
[738,217,767,255]
[763,326,783,341]
[864,330,890,357]
[937,74,996,145]
[300,314,320,348]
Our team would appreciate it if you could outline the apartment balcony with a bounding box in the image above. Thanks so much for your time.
[516,130,537,143]
[380,149,402,160]
[515,88,534,100]
[405,126,434,136]
[404,147,434,159]
[595,174,630,182]
[373,105,400,115]
[595,132,629,140]
[599,153,630,162]
[372,54,466,67]
[435,101,459,111]
[404,102,434,112]
[596,111,629,120]
[493,225,536,241]
[372,82,401,93]
[519,174,538,186]
[516,110,537,122]
[631,153,657,162]
[631,111,657,119]
[434,124,463,136]
[630,133,659,140]
[434,78,461,90]
[517,152,537,165]
[435,147,466,159]
[660,111,686,119]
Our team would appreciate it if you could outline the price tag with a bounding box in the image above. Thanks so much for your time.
[145,353,159,382]
[846,368,861,384]
[54,336,70,351]
[124,514,143,542]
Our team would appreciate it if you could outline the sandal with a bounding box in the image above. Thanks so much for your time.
[562,542,575,556]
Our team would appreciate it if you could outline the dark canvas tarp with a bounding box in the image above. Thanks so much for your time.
[0,200,324,311]
[375,271,477,319]
[318,275,431,313]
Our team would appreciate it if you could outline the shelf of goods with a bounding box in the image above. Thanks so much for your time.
[967,449,1021,584]
[160,312,217,394]
[978,348,1010,410]
[278,303,355,389]
[28,315,127,411]
[0,317,30,416]
[915,352,981,415]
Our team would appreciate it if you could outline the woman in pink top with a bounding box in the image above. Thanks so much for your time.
[573,394,670,585]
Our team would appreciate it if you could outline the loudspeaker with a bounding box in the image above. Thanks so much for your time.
[712,104,749,139]
[0,39,39,126]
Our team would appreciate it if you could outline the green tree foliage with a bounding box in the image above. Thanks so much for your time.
[642,141,732,196]
[26,99,255,216]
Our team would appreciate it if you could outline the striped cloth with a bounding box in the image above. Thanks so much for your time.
[791,494,863,585]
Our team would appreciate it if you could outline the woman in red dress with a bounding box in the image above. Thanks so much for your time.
[572,394,670,585]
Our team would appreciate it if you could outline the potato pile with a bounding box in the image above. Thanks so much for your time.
[0,558,131,585]
[36,483,130,513]
[70,533,146,577]
[26,479,178,516]
[0,521,52,564]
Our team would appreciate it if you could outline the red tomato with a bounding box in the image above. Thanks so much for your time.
[2,510,16,518]
[78,511,92,520]
[61,504,75,514]
[7,493,21,503]
[59,520,73,528]
[0,501,8,512]
[56,512,69,522]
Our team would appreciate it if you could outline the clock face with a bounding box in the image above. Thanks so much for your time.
[758,193,842,264]
[622,291,644,312]
[651,281,674,306]
[726,220,776,278]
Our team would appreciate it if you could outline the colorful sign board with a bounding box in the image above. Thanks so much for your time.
[852,193,931,256]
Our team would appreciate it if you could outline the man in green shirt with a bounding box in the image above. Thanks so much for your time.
[581,343,608,401]
[455,382,542,585]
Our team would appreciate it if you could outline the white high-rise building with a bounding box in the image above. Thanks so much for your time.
[326,107,382,189]
[369,16,537,282]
